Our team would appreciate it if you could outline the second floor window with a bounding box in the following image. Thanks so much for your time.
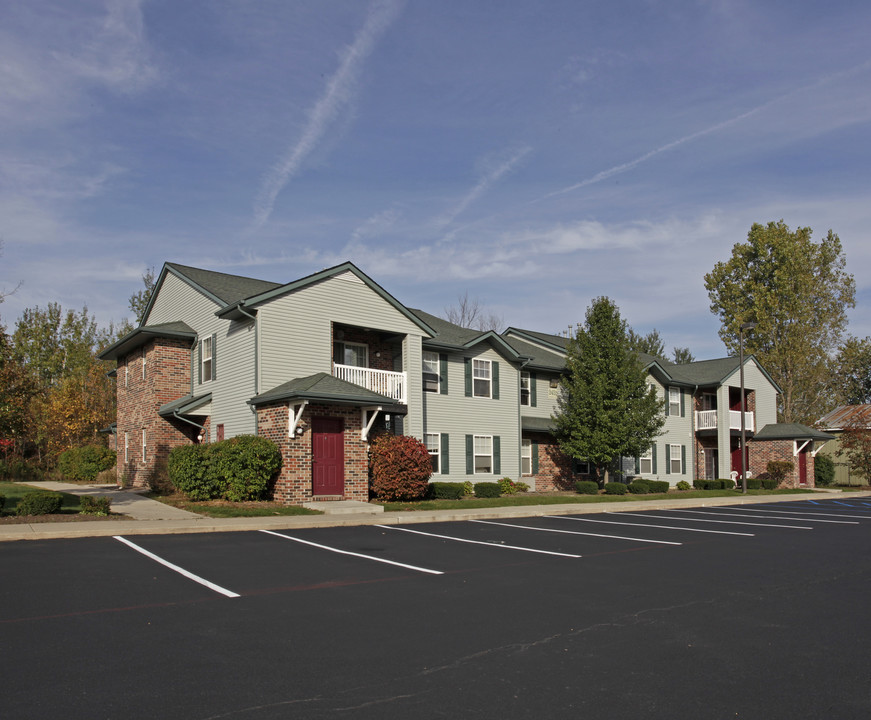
[337,342,367,368]
[520,371,531,406]
[669,387,680,416]
[473,359,491,398]
[422,351,439,393]
[201,336,214,382]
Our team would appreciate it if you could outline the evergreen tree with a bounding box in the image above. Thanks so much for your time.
[553,297,664,486]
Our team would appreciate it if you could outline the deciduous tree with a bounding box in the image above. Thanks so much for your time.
[553,297,664,486]
[704,220,855,424]
[832,336,871,405]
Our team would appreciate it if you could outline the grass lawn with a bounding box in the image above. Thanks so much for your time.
[150,493,323,518]
[0,482,125,524]
[378,487,815,512]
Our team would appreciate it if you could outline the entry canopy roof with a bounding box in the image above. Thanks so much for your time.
[249,372,401,410]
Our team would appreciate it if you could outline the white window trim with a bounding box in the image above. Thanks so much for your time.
[473,359,492,399]
[202,337,213,383]
[425,432,440,473]
[142,348,147,380]
[669,386,680,415]
[422,351,440,393]
[670,443,682,474]
[521,438,532,476]
[520,371,531,406]
[474,434,493,474]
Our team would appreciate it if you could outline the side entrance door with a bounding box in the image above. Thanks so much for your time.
[312,417,345,496]
[798,448,808,485]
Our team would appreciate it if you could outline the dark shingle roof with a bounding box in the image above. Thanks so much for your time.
[408,308,487,347]
[166,263,282,307]
[504,327,569,352]
[97,321,196,360]
[754,423,835,442]
[501,335,565,371]
[158,392,212,417]
[521,416,556,432]
[249,373,396,407]
[665,356,742,385]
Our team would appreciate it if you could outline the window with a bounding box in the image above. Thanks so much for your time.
[669,387,680,416]
[521,438,532,475]
[141,429,147,464]
[474,435,493,473]
[342,342,368,368]
[670,444,682,474]
[425,433,440,473]
[639,447,653,474]
[201,336,214,382]
[520,372,531,406]
[572,458,590,475]
[142,348,147,380]
[124,432,129,463]
[473,359,491,398]
[125,360,129,387]
[422,351,439,393]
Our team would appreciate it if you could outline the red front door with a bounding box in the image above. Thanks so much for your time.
[312,417,344,496]
[798,450,808,485]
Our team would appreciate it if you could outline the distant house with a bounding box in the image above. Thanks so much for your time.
[98,260,828,502]
[816,405,871,485]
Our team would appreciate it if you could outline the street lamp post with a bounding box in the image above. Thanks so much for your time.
[738,322,756,494]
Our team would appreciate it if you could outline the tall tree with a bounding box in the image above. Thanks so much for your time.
[443,291,504,331]
[672,347,695,365]
[0,326,36,448]
[627,328,666,359]
[552,297,664,486]
[832,336,871,406]
[128,266,156,325]
[704,220,855,424]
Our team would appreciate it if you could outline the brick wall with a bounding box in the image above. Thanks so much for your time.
[115,338,196,487]
[332,325,398,372]
[527,433,594,491]
[748,439,814,488]
[257,402,369,505]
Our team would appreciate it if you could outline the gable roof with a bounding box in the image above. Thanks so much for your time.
[817,404,871,430]
[503,327,570,353]
[754,423,835,442]
[500,335,566,371]
[248,372,397,407]
[408,308,523,359]
[97,321,196,361]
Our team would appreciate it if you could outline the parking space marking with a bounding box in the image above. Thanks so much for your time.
[471,519,682,545]
[113,536,240,598]
[604,512,812,530]
[668,508,859,525]
[546,515,754,536]
[259,530,444,575]
[734,506,871,520]
[375,524,583,558]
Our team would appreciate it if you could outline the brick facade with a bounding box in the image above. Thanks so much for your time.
[116,338,198,487]
[748,439,814,488]
[527,433,594,491]
[257,402,370,504]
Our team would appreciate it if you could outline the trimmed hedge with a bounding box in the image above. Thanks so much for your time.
[628,480,650,494]
[0,493,5,512]
[761,478,778,490]
[168,444,221,500]
[17,491,63,516]
[815,454,835,486]
[428,482,465,500]
[746,478,762,490]
[676,480,691,491]
[57,445,116,482]
[575,480,599,495]
[694,478,736,490]
[79,496,111,515]
[603,482,628,495]
[645,480,670,493]
[473,482,501,498]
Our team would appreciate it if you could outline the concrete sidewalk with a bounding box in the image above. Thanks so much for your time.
[2,482,868,543]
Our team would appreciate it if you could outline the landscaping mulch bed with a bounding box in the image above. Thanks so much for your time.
[0,513,132,525]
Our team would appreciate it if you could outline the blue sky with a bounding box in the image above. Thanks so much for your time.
[1,0,869,358]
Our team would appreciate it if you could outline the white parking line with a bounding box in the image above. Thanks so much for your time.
[545,515,754,536]
[259,529,444,575]
[604,511,812,530]
[668,508,858,524]
[471,519,682,545]
[725,506,871,521]
[375,524,583,558]
[113,536,240,598]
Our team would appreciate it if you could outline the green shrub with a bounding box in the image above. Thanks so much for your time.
[498,477,518,495]
[79,496,111,515]
[603,482,628,495]
[473,482,501,498]
[745,477,762,490]
[428,482,465,500]
[627,480,650,494]
[766,460,793,487]
[514,481,530,493]
[212,435,282,501]
[676,480,691,491]
[646,480,670,493]
[815,454,835,486]
[693,479,710,490]
[575,480,599,495]
[759,477,778,489]
[0,493,5,512]
[169,444,220,500]
[1,458,45,482]
[369,434,432,501]
[57,445,116,482]
[720,478,735,490]
[463,480,474,496]
[17,491,63,516]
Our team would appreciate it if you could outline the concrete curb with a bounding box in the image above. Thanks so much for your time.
[2,488,868,543]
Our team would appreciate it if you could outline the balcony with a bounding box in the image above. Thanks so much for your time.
[695,410,755,432]
[333,363,407,404]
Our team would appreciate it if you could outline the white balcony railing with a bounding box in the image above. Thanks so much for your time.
[695,410,755,432]
[333,364,407,404]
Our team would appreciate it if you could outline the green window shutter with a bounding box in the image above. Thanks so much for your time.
[635,457,640,474]
[197,340,202,384]
[464,357,472,397]
[665,390,670,416]
[439,353,448,395]
[680,389,685,417]
[492,361,499,399]
[211,333,217,381]
[440,434,450,474]
[665,444,670,474]
[681,445,686,475]
[652,444,658,474]
[493,436,501,474]
[532,441,539,474]
[465,434,473,474]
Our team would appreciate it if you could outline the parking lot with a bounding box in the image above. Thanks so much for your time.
[3,497,871,719]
